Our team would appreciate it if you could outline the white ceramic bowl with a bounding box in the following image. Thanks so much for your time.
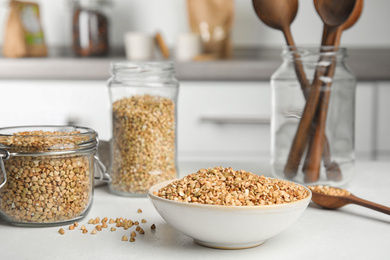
[148,179,312,249]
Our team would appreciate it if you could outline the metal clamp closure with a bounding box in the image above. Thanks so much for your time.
[94,155,111,182]
[0,149,10,189]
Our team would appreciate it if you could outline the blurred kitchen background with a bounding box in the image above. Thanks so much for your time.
[0,0,389,167]
[1,0,389,49]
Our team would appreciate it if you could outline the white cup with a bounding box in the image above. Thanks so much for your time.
[124,32,155,61]
[175,33,203,61]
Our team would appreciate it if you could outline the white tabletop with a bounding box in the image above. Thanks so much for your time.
[0,160,389,260]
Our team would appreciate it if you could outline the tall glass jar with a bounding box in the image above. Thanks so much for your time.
[107,61,179,196]
[71,0,112,56]
[271,46,356,187]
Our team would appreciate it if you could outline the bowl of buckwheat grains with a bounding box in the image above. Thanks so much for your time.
[148,166,311,249]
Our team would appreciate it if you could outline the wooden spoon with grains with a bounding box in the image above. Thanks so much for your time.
[308,185,390,215]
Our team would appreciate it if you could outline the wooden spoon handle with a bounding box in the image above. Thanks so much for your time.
[301,26,342,181]
[283,72,323,177]
[303,75,332,182]
[282,26,342,179]
[302,111,342,179]
[301,28,339,182]
[348,195,390,215]
[283,27,311,94]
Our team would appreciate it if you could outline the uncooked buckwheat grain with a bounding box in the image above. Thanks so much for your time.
[308,185,350,196]
[0,131,92,224]
[111,94,177,194]
[154,166,309,206]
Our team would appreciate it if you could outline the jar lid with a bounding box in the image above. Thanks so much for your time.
[0,125,97,156]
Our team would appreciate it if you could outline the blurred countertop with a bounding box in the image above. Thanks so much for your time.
[0,47,389,81]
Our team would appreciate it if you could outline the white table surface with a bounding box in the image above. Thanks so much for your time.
[0,160,389,260]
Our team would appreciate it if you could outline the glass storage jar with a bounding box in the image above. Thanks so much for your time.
[0,126,110,226]
[71,0,112,56]
[107,61,179,196]
[271,46,356,187]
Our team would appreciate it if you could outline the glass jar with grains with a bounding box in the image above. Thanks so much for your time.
[71,0,112,56]
[107,61,179,196]
[0,126,110,226]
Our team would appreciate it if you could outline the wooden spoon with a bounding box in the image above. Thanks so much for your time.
[309,186,390,215]
[315,0,357,45]
[252,0,310,92]
[322,0,364,46]
[296,0,357,182]
[303,0,364,182]
[335,0,364,45]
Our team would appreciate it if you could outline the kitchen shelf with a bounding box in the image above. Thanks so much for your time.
[0,47,389,81]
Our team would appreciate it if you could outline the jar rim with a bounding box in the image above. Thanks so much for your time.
[0,125,95,136]
[282,46,347,60]
[0,125,97,156]
[110,61,175,75]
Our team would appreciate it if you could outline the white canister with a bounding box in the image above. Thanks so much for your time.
[124,32,155,61]
[175,33,203,61]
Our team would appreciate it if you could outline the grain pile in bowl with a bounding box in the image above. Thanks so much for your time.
[154,167,309,206]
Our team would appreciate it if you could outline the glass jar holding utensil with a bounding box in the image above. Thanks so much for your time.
[271,46,356,187]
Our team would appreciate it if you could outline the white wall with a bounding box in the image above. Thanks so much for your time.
[0,0,389,49]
